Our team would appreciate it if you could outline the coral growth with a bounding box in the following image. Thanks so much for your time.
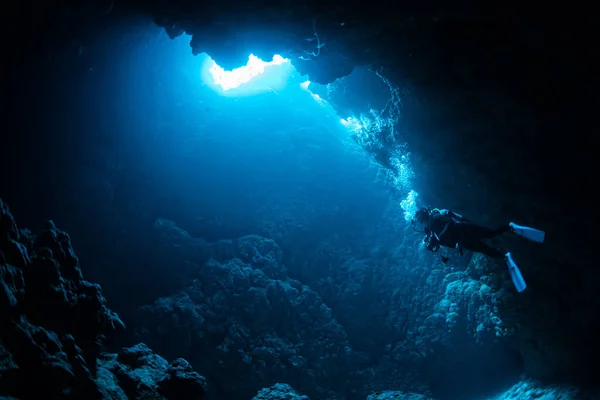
[137,224,365,399]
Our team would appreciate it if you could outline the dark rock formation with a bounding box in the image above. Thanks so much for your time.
[0,199,206,399]
[251,383,308,400]
[135,218,517,399]
[98,343,206,399]
[136,222,369,399]
[366,392,432,400]
[137,216,600,399]
[492,379,594,400]
[305,225,522,398]
[5,0,597,395]
[121,6,594,389]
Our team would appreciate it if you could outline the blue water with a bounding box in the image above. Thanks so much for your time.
[2,22,546,400]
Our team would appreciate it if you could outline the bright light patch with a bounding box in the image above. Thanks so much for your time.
[209,54,289,91]
[299,79,326,105]
[400,190,419,222]
[342,113,415,195]
[340,117,363,131]
[300,80,311,90]
[310,93,324,104]
[389,155,414,190]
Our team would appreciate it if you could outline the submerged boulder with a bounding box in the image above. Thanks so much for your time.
[367,392,432,400]
[98,343,206,399]
[252,383,309,400]
[488,379,598,400]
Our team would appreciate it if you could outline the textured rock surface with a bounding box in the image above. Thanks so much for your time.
[70,5,595,385]
[367,392,432,400]
[5,0,597,395]
[252,383,309,400]
[130,5,593,387]
[98,343,206,399]
[487,379,599,400]
[135,218,527,399]
[0,198,206,399]
[287,216,522,398]
[137,220,367,399]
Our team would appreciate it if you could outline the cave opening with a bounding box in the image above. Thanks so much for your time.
[2,7,593,400]
[86,25,522,400]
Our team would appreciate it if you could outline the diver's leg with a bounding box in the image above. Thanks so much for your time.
[508,222,546,243]
[505,252,527,292]
[462,240,505,259]
[464,223,510,240]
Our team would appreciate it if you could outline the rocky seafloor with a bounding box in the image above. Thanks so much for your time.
[0,197,595,399]
[0,198,206,399]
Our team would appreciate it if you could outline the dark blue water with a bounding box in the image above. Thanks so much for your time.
[1,23,542,400]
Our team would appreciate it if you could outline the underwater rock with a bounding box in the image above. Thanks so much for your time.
[137,220,362,399]
[366,391,432,400]
[251,383,309,400]
[0,198,205,399]
[416,260,510,346]
[98,343,206,399]
[371,252,523,398]
[151,219,287,295]
[10,0,596,387]
[488,378,598,400]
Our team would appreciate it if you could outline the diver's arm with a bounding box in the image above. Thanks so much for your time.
[438,222,450,239]
[441,209,469,222]
[436,211,464,254]
[451,211,469,222]
[432,214,451,240]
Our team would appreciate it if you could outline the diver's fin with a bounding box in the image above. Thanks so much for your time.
[509,222,545,243]
[505,252,527,292]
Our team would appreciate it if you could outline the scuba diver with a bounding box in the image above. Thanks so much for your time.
[411,207,545,292]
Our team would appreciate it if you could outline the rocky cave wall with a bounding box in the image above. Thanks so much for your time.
[118,1,596,387]
[124,211,597,400]
[132,215,525,399]
[4,0,598,396]
[1,197,462,400]
[0,199,208,399]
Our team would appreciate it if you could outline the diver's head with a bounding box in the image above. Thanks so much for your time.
[414,207,430,225]
[411,207,430,232]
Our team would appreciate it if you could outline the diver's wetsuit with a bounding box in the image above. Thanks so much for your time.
[428,212,510,259]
